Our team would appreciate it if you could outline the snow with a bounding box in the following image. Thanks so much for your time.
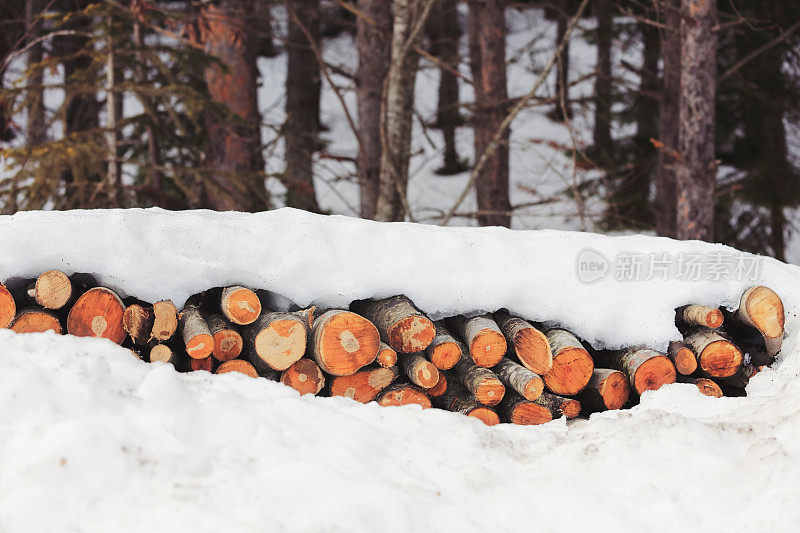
[2,208,800,531]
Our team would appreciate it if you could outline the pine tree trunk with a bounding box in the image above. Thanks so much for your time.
[426,0,462,173]
[25,0,46,146]
[375,0,432,221]
[202,0,264,212]
[284,0,321,212]
[356,0,392,219]
[105,15,121,207]
[593,0,612,159]
[655,0,680,238]
[674,0,717,241]
[552,0,572,119]
[471,0,510,227]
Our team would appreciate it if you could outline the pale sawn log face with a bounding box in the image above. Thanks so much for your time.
[244,311,309,371]
[737,286,785,356]
[123,304,155,346]
[150,300,178,341]
[34,270,73,310]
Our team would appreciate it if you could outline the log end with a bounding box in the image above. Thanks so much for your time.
[514,328,553,375]
[186,333,215,359]
[705,308,724,329]
[377,386,432,408]
[744,286,785,339]
[428,372,449,397]
[123,304,154,345]
[475,377,505,406]
[692,378,723,398]
[213,328,244,361]
[0,284,17,329]
[523,375,545,402]
[508,402,552,425]
[633,355,676,394]
[699,340,743,378]
[388,315,436,353]
[429,340,461,370]
[543,347,594,396]
[216,359,258,378]
[376,343,398,368]
[672,345,698,375]
[66,287,127,344]
[599,370,630,410]
[412,358,440,389]
[560,398,582,419]
[189,355,216,372]
[149,344,175,364]
[468,407,500,426]
[470,330,507,367]
[255,318,307,370]
[11,310,62,334]
[35,270,72,309]
[317,311,380,376]
[222,287,262,325]
[281,359,325,396]
[151,300,178,340]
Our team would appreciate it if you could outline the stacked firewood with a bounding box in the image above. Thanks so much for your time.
[0,271,786,426]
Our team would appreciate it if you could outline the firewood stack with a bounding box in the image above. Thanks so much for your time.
[0,271,787,427]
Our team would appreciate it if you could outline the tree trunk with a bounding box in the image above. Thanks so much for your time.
[25,0,46,146]
[593,0,612,159]
[470,0,510,227]
[426,0,462,173]
[254,1,278,58]
[356,0,392,219]
[375,0,432,221]
[284,0,321,212]
[655,0,680,238]
[202,0,264,212]
[552,0,572,119]
[105,15,121,207]
[542,329,594,395]
[674,0,717,241]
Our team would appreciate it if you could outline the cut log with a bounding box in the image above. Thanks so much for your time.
[329,365,400,402]
[0,282,15,329]
[149,343,176,365]
[310,309,380,375]
[281,358,326,396]
[492,357,544,401]
[607,348,676,395]
[178,305,214,359]
[427,371,449,397]
[206,314,244,362]
[32,270,73,310]
[452,352,505,406]
[734,286,785,356]
[577,369,630,413]
[677,304,723,329]
[123,304,155,345]
[434,381,499,425]
[494,311,552,374]
[353,296,436,353]
[497,390,553,425]
[243,309,311,371]
[534,391,581,419]
[215,359,259,378]
[376,342,398,368]
[446,314,506,367]
[67,287,127,344]
[150,300,178,341]
[399,353,440,389]
[679,376,723,398]
[667,340,698,375]
[220,285,262,325]
[189,355,216,372]
[241,340,280,380]
[376,383,432,409]
[11,308,62,334]
[542,329,594,395]
[425,321,463,370]
[683,328,743,378]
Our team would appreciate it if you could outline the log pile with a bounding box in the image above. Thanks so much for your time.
[0,272,788,427]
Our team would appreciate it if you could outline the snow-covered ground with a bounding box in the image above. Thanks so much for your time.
[2,208,800,531]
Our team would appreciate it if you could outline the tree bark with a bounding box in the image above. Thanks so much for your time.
[676,304,724,329]
[496,390,552,425]
[356,0,392,219]
[593,0,612,159]
[202,0,265,212]
[25,0,46,146]
[470,0,510,227]
[426,0,462,173]
[655,0,680,238]
[284,0,322,212]
[375,0,432,221]
[178,304,214,358]
[433,380,499,425]
[552,0,572,119]
[535,391,581,419]
[674,0,717,241]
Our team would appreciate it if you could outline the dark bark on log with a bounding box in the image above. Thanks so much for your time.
[542,329,594,395]
[355,0,391,219]
[123,304,155,346]
[535,391,581,419]
[713,364,757,390]
[353,296,435,353]
[676,304,723,329]
[494,311,552,374]
[434,380,499,425]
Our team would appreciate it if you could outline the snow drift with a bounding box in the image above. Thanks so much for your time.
[1,208,800,532]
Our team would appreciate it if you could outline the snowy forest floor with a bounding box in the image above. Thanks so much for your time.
[1,209,800,532]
